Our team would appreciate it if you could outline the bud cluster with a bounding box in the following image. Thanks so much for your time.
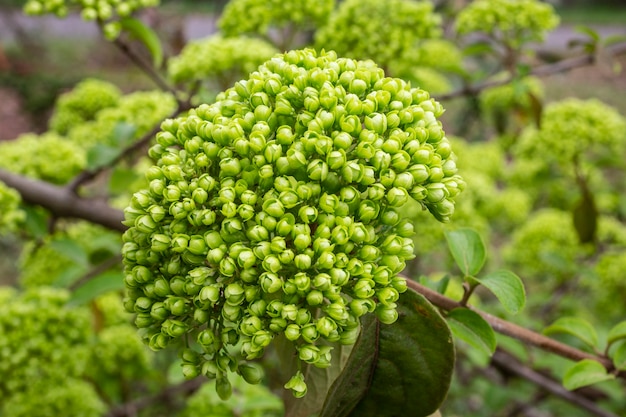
[218,0,334,44]
[23,0,160,40]
[50,78,122,135]
[122,48,464,397]
[168,35,279,94]
[455,0,559,48]
[0,132,86,185]
[315,0,442,70]
[0,181,25,233]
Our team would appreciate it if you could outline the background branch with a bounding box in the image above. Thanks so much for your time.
[436,42,626,100]
[105,377,205,417]
[0,169,125,232]
[405,279,622,374]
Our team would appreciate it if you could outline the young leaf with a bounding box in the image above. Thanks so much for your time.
[445,228,486,276]
[49,237,89,268]
[87,144,121,170]
[447,308,496,357]
[607,321,626,346]
[110,122,137,147]
[563,359,614,390]
[611,342,626,371]
[346,289,455,417]
[119,18,164,68]
[544,317,598,350]
[69,271,125,305]
[472,270,526,314]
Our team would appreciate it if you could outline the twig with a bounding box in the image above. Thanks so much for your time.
[69,255,123,291]
[405,279,621,374]
[436,42,626,101]
[491,349,619,417]
[0,169,126,232]
[111,35,177,96]
[105,377,205,417]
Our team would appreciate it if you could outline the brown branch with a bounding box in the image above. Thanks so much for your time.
[491,349,619,417]
[111,35,177,96]
[105,377,205,417]
[436,42,626,101]
[405,280,620,373]
[0,169,126,232]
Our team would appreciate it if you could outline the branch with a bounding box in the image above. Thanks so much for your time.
[0,169,126,232]
[110,34,177,96]
[436,42,626,100]
[105,377,205,417]
[405,279,621,374]
[491,349,619,417]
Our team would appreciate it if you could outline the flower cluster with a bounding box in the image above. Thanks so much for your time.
[67,90,177,149]
[455,0,559,49]
[0,132,85,184]
[514,98,626,167]
[122,48,464,397]
[0,181,25,233]
[218,0,334,46]
[315,0,441,69]
[23,0,159,40]
[0,287,91,400]
[168,35,279,97]
[50,78,121,135]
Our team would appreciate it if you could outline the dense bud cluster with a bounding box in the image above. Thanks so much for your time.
[50,78,121,135]
[24,0,159,40]
[514,98,626,167]
[122,48,464,397]
[455,0,559,48]
[315,0,441,69]
[0,181,25,232]
[168,35,279,95]
[0,288,91,399]
[218,0,333,45]
[0,132,85,184]
[67,90,177,149]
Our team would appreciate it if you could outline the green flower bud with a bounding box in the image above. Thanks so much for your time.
[325,302,349,322]
[376,304,399,324]
[239,363,264,385]
[307,159,329,181]
[301,324,320,343]
[285,323,301,341]
[216,375,233,400]
[162,319,189,338]
[260,272,282,293]
[225,283,245,305]
[284,371,307,398]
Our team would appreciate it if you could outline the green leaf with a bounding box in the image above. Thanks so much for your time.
[110,122,137,147]
[462,41,494,56]
[319,315,377,417]
[87,144,121,170]
[472,270,526,314]
[575,25,600,42]
[572,187,597,244]
[607,321,626,346]
[445,228,486,276]
[49,237,89,268]
[22,206,49,238]
[563,359,614,390]
[346,289,455,417]
[447,308,496,356]
[544,317,598,350]
[110,166,141,195]
[611,342,626,371]
[53,264,88,288]
[120,17,163,68]
[69,271,125,305]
